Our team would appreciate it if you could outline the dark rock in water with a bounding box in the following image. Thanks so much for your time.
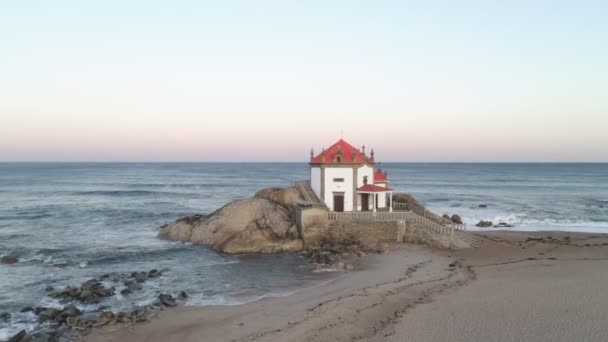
[479,204,488,208]
[177,291,188,300]
[1,255,19,264]
[60,304,81,319]
[20,307,33,313]
[79,289,98,304]
[38,308,61,321]
[131,272,148,283]
[476,220,493,228]
[0,312,10,322]
[124,280,143,291]
[8,329,31,342]
[451,214,463,224]
[494,222,514,228]
[45,286,54,292]
[158,294,177,307]
[100,274,111,280]
[148,269,162,278]
[120,289,132,296]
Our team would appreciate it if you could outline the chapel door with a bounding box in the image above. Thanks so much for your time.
[361,194,369,211]
[333,193,344,212]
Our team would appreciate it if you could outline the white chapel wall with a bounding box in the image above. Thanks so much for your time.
[324,168,354,211]
[310,167,321,198]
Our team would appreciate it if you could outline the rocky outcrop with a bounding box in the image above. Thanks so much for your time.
[158,187,305,253]
[476,220,493,227]
[451,214,463,224]
[392,193,423,207]
[1,255,18,264]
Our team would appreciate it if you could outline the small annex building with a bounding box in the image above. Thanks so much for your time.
[309,139,393,212]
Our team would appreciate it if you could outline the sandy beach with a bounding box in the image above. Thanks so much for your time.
[85,230,608,342]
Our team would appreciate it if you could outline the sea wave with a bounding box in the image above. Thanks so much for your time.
[71,190,188,197]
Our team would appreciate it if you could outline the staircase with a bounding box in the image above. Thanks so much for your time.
[293,180,327,208]
[454,230,484,248]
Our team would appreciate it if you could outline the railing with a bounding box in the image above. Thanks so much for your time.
[328,210,465,236]
[392,202,452,226]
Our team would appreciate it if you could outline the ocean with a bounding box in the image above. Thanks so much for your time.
[1,162,607,339]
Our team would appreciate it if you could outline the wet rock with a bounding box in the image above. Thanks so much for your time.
[124,280,142,291]
[8,329,31,342]
[115,311,129,323]
[451,215,463,224]
[0,312,10,322]
[60,304,81,319]
[20,307,33,313]
[479,204,487,208]
[148,269,162,278]
[53,261,69,268]
[120,289,132,296]
[177,291,188,300]
[442,214,452,222]
[94,311,115,327]
[100,274,110,280]
[158,294,177,307]
[38,308,61,322]
[475,220,493,228]
[79,290,98,304]
[131,272,148,283]
[1,255,19,264]
[494,222,514,228]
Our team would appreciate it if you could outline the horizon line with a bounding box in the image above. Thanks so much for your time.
[1,161,607,164]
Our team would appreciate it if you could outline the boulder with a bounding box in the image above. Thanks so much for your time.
[158,294,177,307]
[8,330,31,342]
[147,269,162,278]
[442,214,452,222]
[392,193,423,207]
[479,204,488,208]
[1,256,18,264]
[158,187,304,253]
[94,311,115,327]
[494,222,514,228]
[451,214,463,224]
[254,187,302,210]
[476,220,493,228]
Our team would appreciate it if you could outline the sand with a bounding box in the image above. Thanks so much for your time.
[86,231,608,342]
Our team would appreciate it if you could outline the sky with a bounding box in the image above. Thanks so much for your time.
[1,0,607,162]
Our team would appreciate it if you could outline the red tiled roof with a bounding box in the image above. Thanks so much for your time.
[374,170,388,183]
[310,139,374,165]
[357,184,393,192]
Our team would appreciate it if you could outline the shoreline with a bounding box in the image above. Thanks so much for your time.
[85,230,608,342]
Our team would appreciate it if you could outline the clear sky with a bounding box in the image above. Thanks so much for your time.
[1,0,607,162]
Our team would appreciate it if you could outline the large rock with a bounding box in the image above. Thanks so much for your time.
[158,187,304,253]
[392,193,423,207]
[1,256,18,264]
[451,214,463,224]
[476,220,493,228]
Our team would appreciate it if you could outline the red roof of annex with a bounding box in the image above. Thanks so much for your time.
[374,170,388,183]
[357,184,394,192]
